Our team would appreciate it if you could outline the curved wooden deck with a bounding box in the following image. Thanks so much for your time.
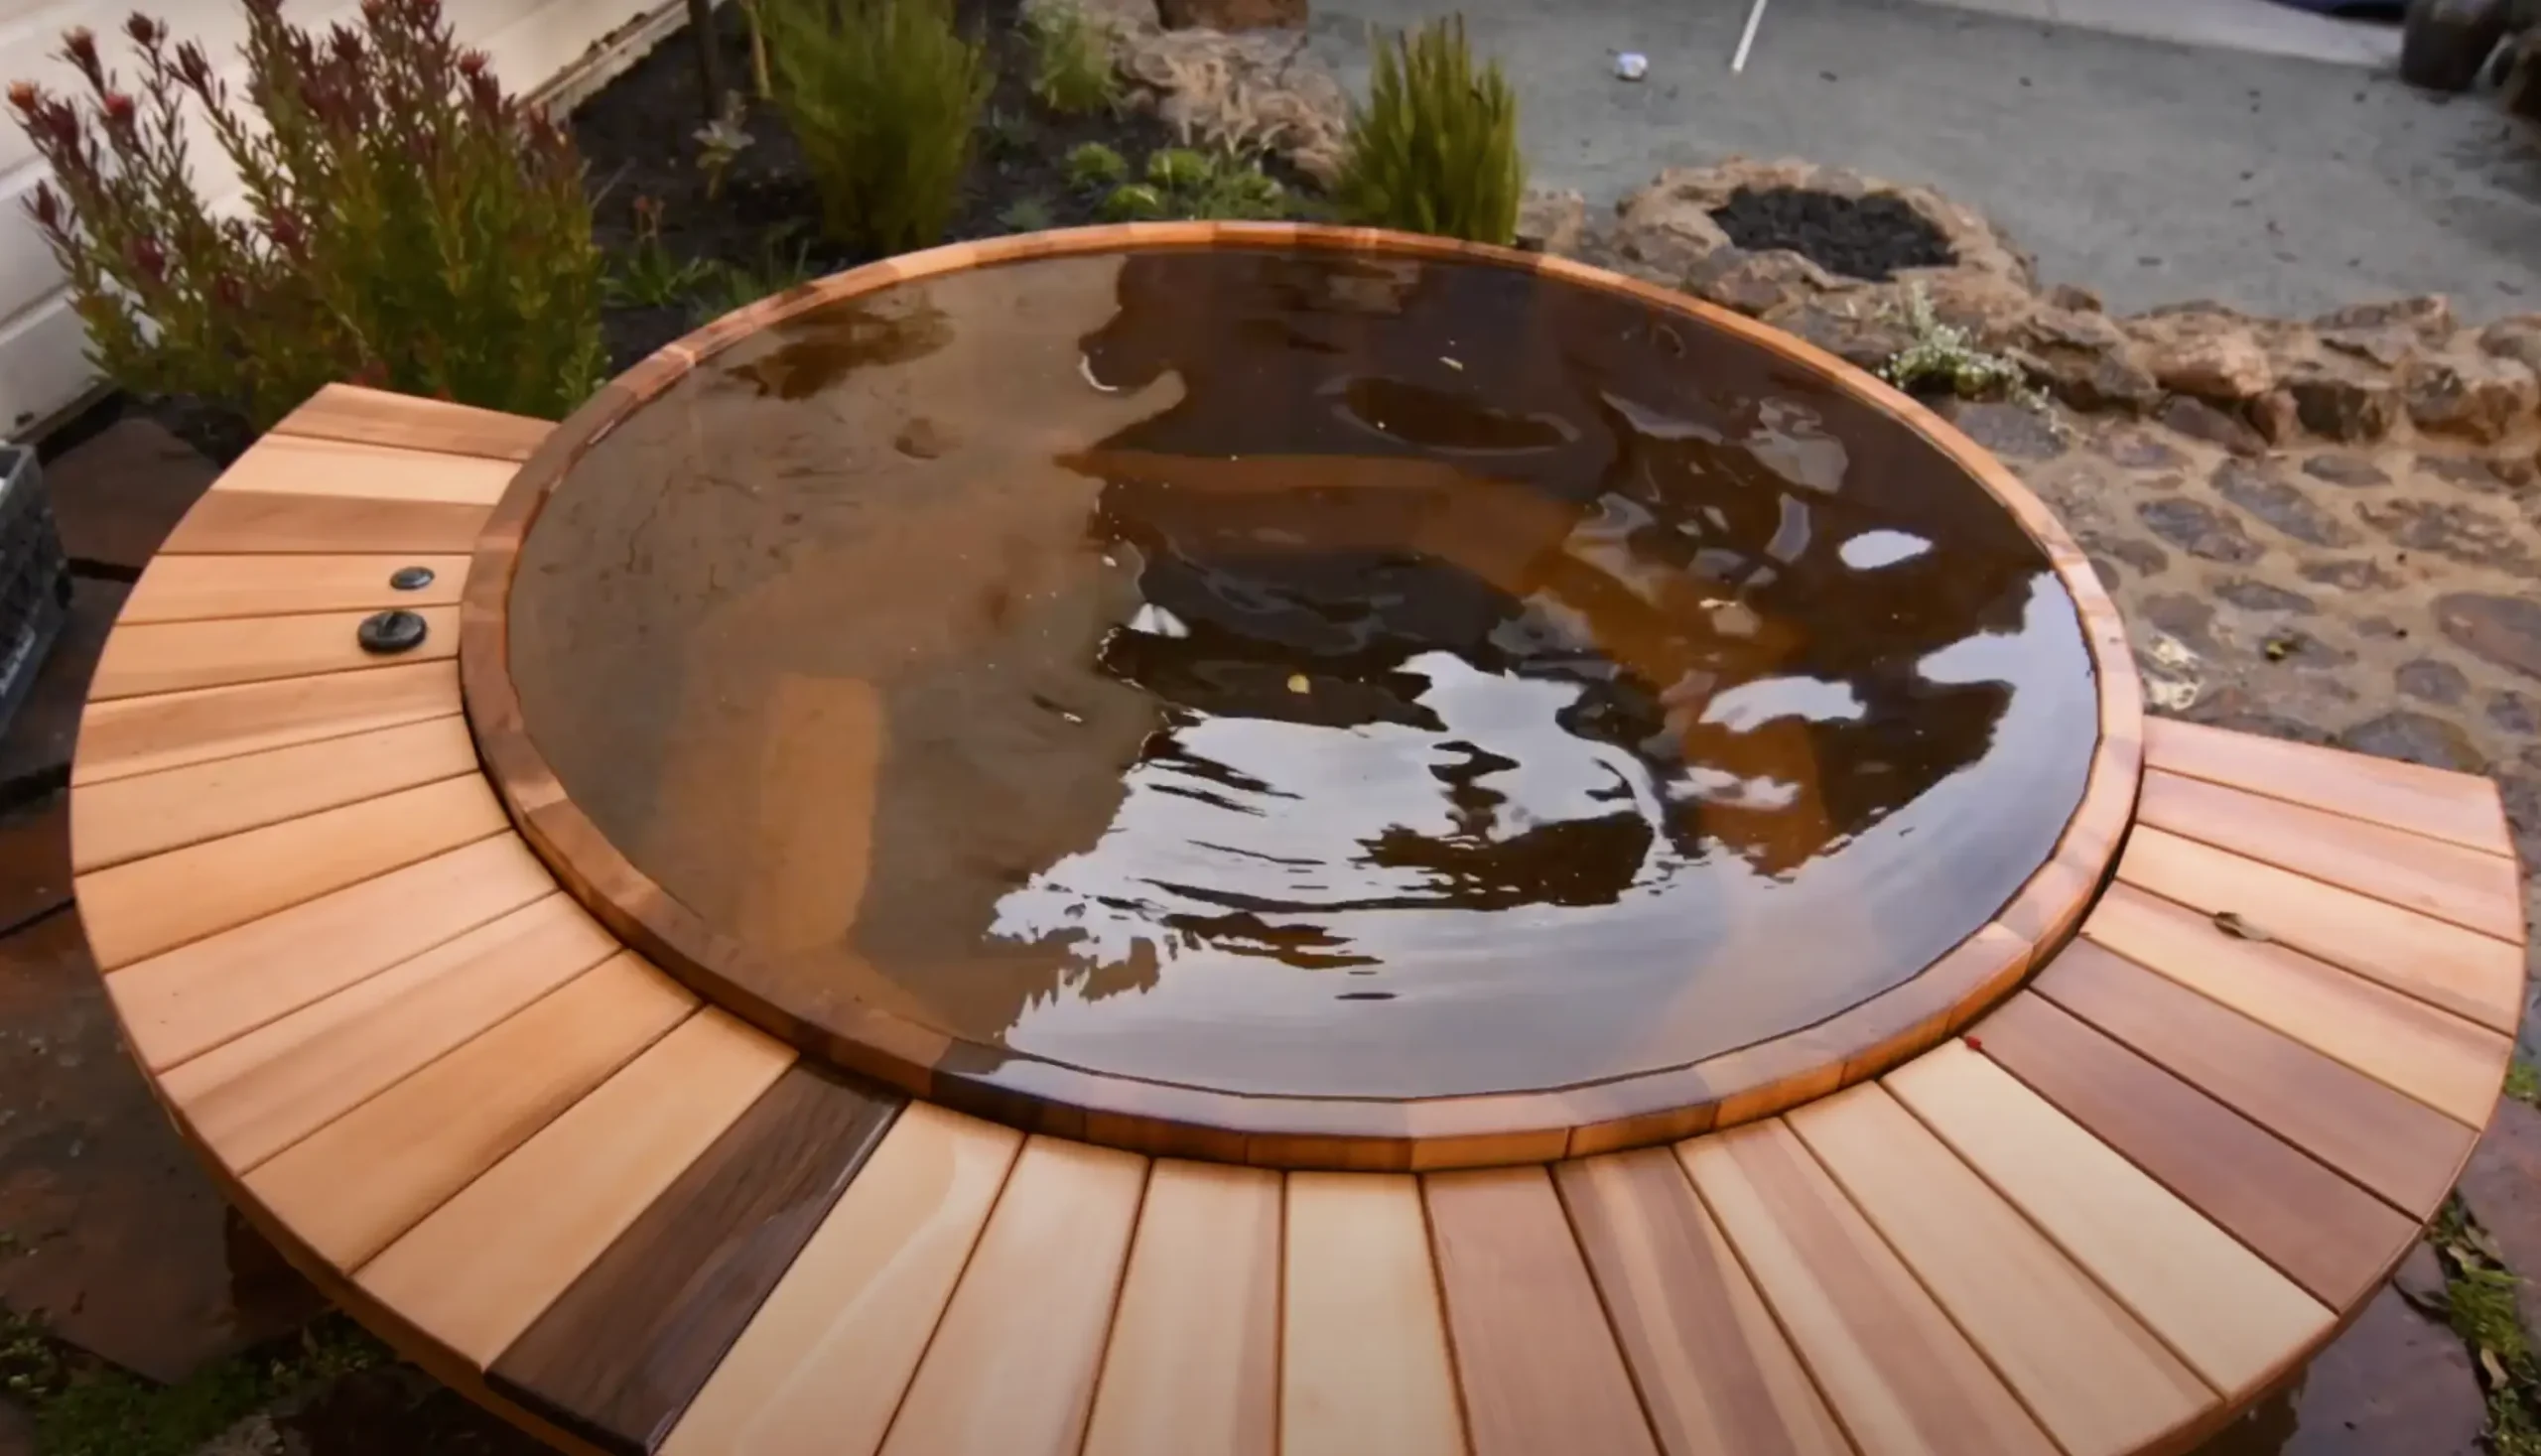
[69,382,2531,1456]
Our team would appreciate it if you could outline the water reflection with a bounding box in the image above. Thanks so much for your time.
[505,243,2099,1100]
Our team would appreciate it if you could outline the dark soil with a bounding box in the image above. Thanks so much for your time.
[1708,187,1955,283]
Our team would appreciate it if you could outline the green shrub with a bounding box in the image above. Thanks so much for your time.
[1154,148,1288,219]
[1023,3,1117,115]
[762,0,990,254]
[999,196,1056,232]
[1064,140,1129,190]
[1102,183,1166,221]
[606,197,713,308]
[1332,15,1523,245]
[10,0,604,428]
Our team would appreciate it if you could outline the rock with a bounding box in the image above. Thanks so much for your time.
[1688,250,1837,317]
[2437,593,2541,681]
[1120,27,1349,185]
[2404,350,2541,443]
[2286,359,2403,443]
[1760,297,1914,373]
[2356,498,2540,572]
[2390,1239,2450,1315]
[2141,593,2222,655]
[2301,454,2391,487]
[2266,1282,2488,1456]
[2249,389,2299,446]
[2459,1099,2541,1333]
[2336,710,2488,773]
[2157,395,2269,457]
[2303,558,2401,592]
[2044,282,2102,313]
[2081,531,2169,579]
[2396,658,2472,705]
[1915,271,2036,348]
[2490,690,2540,734]
[2097,428,2188,470]
[2139,497,2264,564]
[2215,579,2313,612]
[1514,189,1587,256]
[1608,173,1740,286]
[2322,326,2421,371]
[2315,294,2456,341]
[2129,311,2274,402]
[1938,399,2066,461]
[1155,0,1302,28]
[2018,309,2158,414]
[2213,460,2356,547]
[2480,314,2541,374]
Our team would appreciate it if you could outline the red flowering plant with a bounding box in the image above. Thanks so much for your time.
[11,0,602,429]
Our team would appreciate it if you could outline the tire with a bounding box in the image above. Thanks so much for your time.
[2403,0,2510,91]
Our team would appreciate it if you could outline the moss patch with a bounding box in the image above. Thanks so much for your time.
[0,1302,386,1456]
[2432,1195,2541,1456]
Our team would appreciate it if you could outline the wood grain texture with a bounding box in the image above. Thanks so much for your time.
[489,1065,903,1456]
[1678,1121,2057,1456]
[1883,1045,2334,1397]
[159,894,619,1170]
[244,955,697,1270]
[70,716,476,871]
[271,383,553,463]
[1786,1084,2210,1456]
[2084,881,2509,1125]
[89,605,461,701]
[72,661,459,786]
[159,489,494,555]
[208,432,516,500]
[2135,769,2523,943]
[1281,1171,1466,1456]
[2035,940,2477,1216]
[1553,1149,1850,1456]
[76,774,505,970]
[124,553,468,623]
[2143,716,2513,857]
[1083,1160,1281,1456]
[656,1104,1021,1456]
[877,1135,1149,1456]
[102,834,557,1072]
[1424,1165,1661,1456]
[1970,993,2415,1309]
[2117,825,2522,1035]
[359,1008,795,1366]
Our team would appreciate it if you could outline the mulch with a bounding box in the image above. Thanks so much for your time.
[1708,186,1956,283]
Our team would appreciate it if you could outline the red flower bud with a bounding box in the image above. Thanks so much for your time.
[123,14,158,46]
[1962,1034,1984,1052]
[457,48,487,77]
[62,27,96,68]
[7,81,36,116]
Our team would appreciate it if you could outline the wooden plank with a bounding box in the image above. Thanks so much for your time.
[1787,1085,2210,1456]
[877,1135,1148,1456]
[2035,941,2475,1216]
[1424,1166,1661,1456]
[88,605,461,701]
[158,489,493,555]
[488,1066,902,1456]
[208,432,516,502]
[2084,881,2509,1125]
[2143,716,2513,858]
[2116,825,2522,1035]
[1555,1150,1848,1456]
[359,1008,795,1366]
[243,954,697,1270]
[2135,769,2524,943]
[158,894,619,1170]
[124,553,468,623]
[1884,1046,2334,1396]
[1082,1160,1281,1456]
[272,383,553,463]
[71,716,476,872]
[656,1105,1021,1456]
[1280,1171,1466,1456]
[103,834,557,1072]
[73,661,460,786]
[1970,993,2415,1309]
[76,774,505,971]
[1678,1122,2057,1456]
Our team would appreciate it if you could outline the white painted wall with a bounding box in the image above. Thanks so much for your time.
[0,0,661,433]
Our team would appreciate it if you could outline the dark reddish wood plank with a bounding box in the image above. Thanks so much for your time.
[2031,941,2474,1217]
[486,1064,903,1455]
[1973,992,2415,1308]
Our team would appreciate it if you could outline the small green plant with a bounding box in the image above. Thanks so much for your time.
[1332,15,1523,245]
[1023,3,1118,115]
[1145,147,1211,193]
[693,228,821,322]
[11,0,604,428]
[761,0,990,254]
[1150,147,1289,220]
[1880,285,2045,408]
[606,196,713,308]
[1064,140,1128,191]
[981,104,1034,162]
[1102,182,1166,221]
[999,196,1056,232]
[693,88,754,199]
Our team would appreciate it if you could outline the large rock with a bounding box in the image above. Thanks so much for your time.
[2483,314,2541,373]
[2286,357,2404,442]
[1760,296,1916,373]
[2015,307,2159,414]
[2316,294,2457,341]
[2129,310,2274,402]
[1117,23,1348,184]
[1514,189,1587,256]
[1687,249,1837,317]
[2405,349,2541,442]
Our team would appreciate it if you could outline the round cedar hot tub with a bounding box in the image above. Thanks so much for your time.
[461,223,2140,1168]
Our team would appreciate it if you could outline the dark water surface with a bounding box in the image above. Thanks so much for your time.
[506,244,2099,1099]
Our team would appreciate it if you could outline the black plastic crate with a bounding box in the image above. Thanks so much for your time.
[0,445,71,739]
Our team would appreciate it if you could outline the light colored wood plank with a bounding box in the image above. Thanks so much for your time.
[271,383,552,463]
[160,894,618,1170]
[1281,1171,1466,1456]
[1886,1044,2335,1396]
[158,489,492,555]
[73,662,460,786]
[243,954,696,1270]
[71,716,476,871]
[103,834,557,1071]
[878,1135,1149,1456]
[2084,882,2509,1125]
[1555,1150,1850,1456]
[1788,1084,2210,1456]
[1083,1159,1281,1456]
[658,1104,1023,1456]
[124,553,468,623]
[76,774,505,971]
[2117,825,2521,1035]
[1425,1166,1660,1456]
[1679,1122,2058,1456]
[208,432,516,502]
[89,606,461,701]
[2144,716,2512,858]
[357,1007,794,1366]
[2135,769,2524,943]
